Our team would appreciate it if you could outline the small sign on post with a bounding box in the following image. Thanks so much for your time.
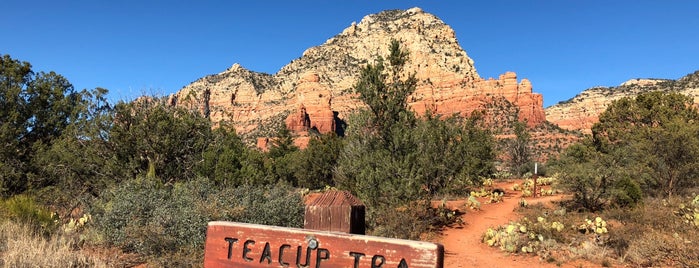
[204,221,444,268]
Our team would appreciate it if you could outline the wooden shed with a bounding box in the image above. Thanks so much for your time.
[304,190,365,235]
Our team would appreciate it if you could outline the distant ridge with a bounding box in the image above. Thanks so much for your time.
[546,70,699,134]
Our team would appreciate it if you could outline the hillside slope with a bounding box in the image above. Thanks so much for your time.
[546,71,699,134]
[168,8,546,141]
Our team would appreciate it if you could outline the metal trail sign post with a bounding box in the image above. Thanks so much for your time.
[203,221,444,268]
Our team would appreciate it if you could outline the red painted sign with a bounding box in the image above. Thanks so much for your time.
[204,221,444,268]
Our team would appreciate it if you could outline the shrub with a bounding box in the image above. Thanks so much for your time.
[611,176,643,207]
[369,201,461,240]
[673,194,699,227]
[219,182,305,227]
[625,230,699,267]
[550,143,642,211]
[0,194,58,234]
[370,204,432,240]
[606,197,699,267]
[91,176,304,264]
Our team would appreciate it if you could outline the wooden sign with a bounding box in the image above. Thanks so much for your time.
[204,221,444,268]
[304,190,365,234]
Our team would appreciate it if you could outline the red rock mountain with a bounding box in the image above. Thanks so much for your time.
[546,71,699,134]
[169,8,546,146]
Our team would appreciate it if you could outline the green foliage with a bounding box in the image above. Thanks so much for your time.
[550,143,629,211]
[482,222,527,253]
[0,194,58,234]
[109,100,212,183]
[592,91,699,197]
[354,39,417,142]
[265,124,300,185]
[267,124,298,159]
[518,198,528,208]
[91,177,303,262]
[506,121,533,176]
[416,115,495,196]
[1,54,101,195]
[370,201,461,240]
[469,187,503,204]
[469,188,490,198]
[551,91,699,210]
[578,216,608,235]
[337,113,494,207]
[483,211,612,259]
[292,133,344,189]
[611,176,643,207]
[31,88,116,211]
[489,191,504,203]
[466,196,481,210]
[228,182,305,227]
[196,125,251,186]
[335,40,494,238]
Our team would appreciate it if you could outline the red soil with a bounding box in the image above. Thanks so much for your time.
[437,180,600,268]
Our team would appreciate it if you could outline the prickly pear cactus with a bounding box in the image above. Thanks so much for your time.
[674,194,699,227]
[467,195,481,210]
[579,217,607,234]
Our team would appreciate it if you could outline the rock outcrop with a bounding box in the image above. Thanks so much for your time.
[546,71,699,134]
[170,7,546,145]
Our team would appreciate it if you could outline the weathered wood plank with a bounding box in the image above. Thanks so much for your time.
[304,190,365,234]
[204,221,443,268]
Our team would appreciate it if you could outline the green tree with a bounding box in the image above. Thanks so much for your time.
[31,87,117,210]
[354,39,417,143]
[412,114,495,195]
[0,54,97,195]
[552,91,697,210]
[550,142,641,211]
[293,133,344,189]
[196,124,247,186]
[336,40,422,209]
[267,124,298,159]
[265,124,300,185]
[335,41,494,238]
[506,121,532,176]
[592,91,699,197]
[109,99,212,183]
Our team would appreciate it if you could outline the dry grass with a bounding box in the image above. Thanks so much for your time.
[0,220,107,267]
[604,197,699,267]
[513,197,699,267]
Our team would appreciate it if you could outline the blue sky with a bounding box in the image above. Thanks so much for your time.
[2,1,698,107]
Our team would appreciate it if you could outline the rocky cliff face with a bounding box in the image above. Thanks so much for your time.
[170,7,546,144]
[546,71,699,134]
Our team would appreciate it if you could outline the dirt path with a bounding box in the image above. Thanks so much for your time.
[437,181,594,268]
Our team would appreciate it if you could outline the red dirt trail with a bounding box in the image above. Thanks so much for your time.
[437,181,599,268]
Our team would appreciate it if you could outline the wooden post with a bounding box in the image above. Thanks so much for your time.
[304,190,365,235]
